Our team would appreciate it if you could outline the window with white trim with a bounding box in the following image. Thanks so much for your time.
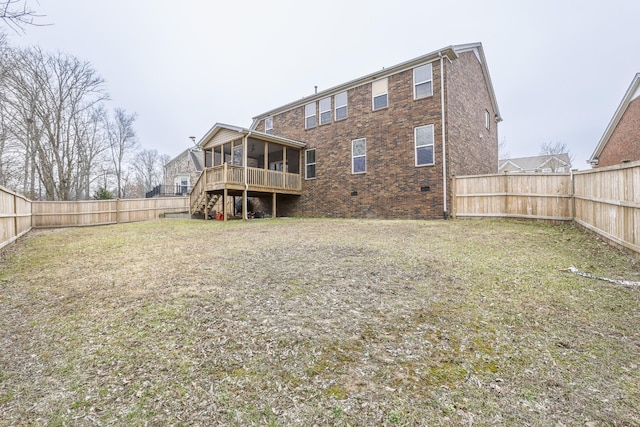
[335,91,347,120]
[485,110,490,130]
[372,78,388,110]
[415,125,434,166]
[319,97,331,125]
[265,117,273,134]
[305,102,316,129]
[413,64,433,99]
[305,149,316,179]
[352,138,366,174]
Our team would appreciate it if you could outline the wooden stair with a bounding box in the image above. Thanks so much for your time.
[190,192,220,216]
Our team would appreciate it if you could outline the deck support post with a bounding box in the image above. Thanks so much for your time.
[223,188,228,221]
[272,192,276,219]
[204,193,209,221]
[242,189,247,221]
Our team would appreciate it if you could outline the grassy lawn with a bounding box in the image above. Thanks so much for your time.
[1,218,639,426]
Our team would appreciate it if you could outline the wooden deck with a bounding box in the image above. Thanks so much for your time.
[189,164,302,217]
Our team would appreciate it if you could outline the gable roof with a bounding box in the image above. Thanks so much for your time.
[197,123,307,149]
[165,147,203,172]
[589,73,640,166]
[499,154,572,172]
[250,42,502,127]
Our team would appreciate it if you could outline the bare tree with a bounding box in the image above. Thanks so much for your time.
[107,108,138,198]
[498,136,510,160]
[540,141,573,172]
[133,148,166,195]
[73,105,109,199]
[1,0,44,33]
[2,46,108,199]
[540,141,569,156]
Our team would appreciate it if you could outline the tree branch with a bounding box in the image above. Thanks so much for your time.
[1,0,48,33]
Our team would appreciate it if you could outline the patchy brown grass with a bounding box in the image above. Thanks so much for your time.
[1,218,639,426]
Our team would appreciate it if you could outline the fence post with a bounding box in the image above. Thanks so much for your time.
[570,170,576,220]
[116,199,120,224]
[13,192,18,242]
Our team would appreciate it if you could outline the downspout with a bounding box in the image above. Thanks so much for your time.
[243,132,252,221]
[440,52,448,219]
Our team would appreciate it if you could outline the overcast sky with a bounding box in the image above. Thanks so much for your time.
[6,0,640,169]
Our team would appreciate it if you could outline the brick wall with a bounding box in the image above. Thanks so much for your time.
[255,51,497,219]
[446,51,499,178]
[598,97,640,167]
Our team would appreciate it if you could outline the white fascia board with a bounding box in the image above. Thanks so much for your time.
[590,73,640,162]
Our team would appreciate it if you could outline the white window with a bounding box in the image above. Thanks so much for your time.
[335,91,348,120]
[372,78,388,110]
[265,117,273,134]
[305,149,316,179]
[415,125,434,166]
[305,102,316,129]
[413,64,433,99]
[319,97,331,125]
[175,176,189,194]
[352,138,366,174]
[485,110,490,130]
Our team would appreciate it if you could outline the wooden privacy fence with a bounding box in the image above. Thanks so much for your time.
[452,173,573,221]
[573,163,640,254]
[0,186,32,250]
[453,160,640,255]
[31,197,189,228]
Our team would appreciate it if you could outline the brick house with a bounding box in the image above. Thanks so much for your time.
[589,73,640,168]
[190,42,501,220]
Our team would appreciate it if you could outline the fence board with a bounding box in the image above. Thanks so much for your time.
[574,161,639,253]
[32,197,189,228]
[0,186,32,250]
[454,162,640,255]
[454,173,573,221]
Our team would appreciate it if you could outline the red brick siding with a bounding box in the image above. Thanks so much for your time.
[446,51,499,178]
[258,61,446,219]
[598,97,640,167]
[255,52,497,219]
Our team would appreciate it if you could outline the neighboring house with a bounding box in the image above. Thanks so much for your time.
[190,42,501,220]
[158,148,203,197]
[589,73,640,168]
[499,154,572,173]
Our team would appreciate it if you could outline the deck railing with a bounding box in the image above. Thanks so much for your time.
[195,164,301,193]
[189,163,301,213]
